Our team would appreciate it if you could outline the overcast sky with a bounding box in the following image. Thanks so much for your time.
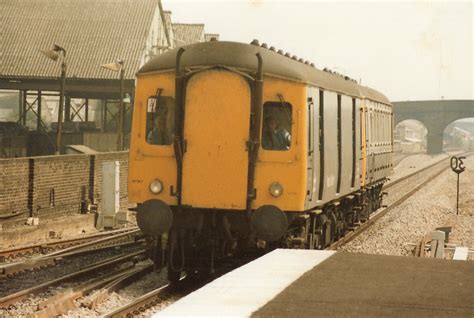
[163,0,473,102]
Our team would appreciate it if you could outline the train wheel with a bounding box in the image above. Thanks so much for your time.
[167,266,181,283]
[320,215,333,247]
[324,220,333,247]
[328,210,338,240]
[360,196,370,222]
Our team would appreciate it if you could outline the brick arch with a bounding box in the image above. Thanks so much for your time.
[393,100,474,153]
[441,116,474,150]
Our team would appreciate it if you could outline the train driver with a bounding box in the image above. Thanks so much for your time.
[146,104,173,145]
[262,115,291,150]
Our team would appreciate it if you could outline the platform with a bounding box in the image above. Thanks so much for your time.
[156,249,474,317]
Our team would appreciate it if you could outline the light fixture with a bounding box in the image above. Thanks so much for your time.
[40,44,66,155]
[40,44,66,62]
[101,59,123,72]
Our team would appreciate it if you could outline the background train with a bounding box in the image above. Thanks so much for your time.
[128,40,393,281]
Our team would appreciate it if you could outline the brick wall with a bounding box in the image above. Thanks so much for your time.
[0,151,130,221]
[0,157,29,218]
[33,155,91,217]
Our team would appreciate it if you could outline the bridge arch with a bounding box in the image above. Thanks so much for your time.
[443,118,474,152]
[393,100,474,153]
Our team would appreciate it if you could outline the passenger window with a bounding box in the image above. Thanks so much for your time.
[146,96,175,145]
[261,101,292,151]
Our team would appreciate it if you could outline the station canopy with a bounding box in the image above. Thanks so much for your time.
[0,0,166,97]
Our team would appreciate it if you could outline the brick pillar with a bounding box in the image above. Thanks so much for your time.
[427,130,443,154]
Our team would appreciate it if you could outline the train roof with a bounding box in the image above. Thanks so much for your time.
[139,41,391,105]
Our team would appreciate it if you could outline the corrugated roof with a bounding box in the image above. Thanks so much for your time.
[0,0,160,81]
[173,23,205,47]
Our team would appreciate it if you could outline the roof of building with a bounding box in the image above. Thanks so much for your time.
[452,126,472,136]
[205,34,220,42]
[404,137,422,143]
[0,0,160,81]
[173,23,205,47]
[138,41,391,104]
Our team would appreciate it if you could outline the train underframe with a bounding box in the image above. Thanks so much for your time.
[145,182,386,282]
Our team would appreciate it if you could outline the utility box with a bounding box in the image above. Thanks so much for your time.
[96,161,124,229]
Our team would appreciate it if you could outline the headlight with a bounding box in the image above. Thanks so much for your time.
[149,179,163,194]
[269,182,283,197]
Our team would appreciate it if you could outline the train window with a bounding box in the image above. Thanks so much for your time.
[261,101,292,151]
[146,96,175,145]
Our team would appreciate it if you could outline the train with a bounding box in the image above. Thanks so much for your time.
[128,40,393,281]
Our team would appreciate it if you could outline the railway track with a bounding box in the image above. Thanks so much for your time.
[102,280,176,318]
[0,227,140,261]
[0,250,149,318]
[0,229,142,277]
[100,274,213,318]
[330,153,470,249]
[2,154,467,317]
[0,241,148,304]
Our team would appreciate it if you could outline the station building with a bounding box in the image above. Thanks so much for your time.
[0,0,217,157]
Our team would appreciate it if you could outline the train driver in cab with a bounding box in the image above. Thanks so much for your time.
[262,115,291,150]
[146,98,174,145]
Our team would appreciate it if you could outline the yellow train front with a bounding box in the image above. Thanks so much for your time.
[128,40,392,280]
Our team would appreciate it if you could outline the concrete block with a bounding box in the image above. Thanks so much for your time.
[431,230,445,259]
[96,161,121,230]
[116,211,129,225]
[26,217,39,226]
[453,247,469,261]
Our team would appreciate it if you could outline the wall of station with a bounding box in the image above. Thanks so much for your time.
[0,151,129,221]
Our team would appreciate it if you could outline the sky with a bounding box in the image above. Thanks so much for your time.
[162,0,473,102]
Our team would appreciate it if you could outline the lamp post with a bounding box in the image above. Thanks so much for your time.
[101,59,125,151]
[41,44,66,155]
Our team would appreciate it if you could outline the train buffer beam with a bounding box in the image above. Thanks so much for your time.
[154,249,474,317]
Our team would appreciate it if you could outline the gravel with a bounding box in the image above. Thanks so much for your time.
[341,154,474,260]
[391,152,448,180]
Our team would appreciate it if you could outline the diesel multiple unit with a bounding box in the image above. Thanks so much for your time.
[128,40,393,280]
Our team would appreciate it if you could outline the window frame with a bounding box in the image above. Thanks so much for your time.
[261,101,293,152]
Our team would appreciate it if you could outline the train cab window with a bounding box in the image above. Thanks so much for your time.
[146,96,175,145]
[261,101,292,151]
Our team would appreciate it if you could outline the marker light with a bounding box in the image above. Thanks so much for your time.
[269,182,284,197]
[149,180,163,194]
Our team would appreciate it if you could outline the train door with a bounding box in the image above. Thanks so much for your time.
[306,88,315,205]
[182,70,251,209]
[360,99,367,186]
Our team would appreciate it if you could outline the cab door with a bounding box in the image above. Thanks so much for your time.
[182,70,251,209]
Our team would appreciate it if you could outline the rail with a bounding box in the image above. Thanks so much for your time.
[330,153,470,249]
[0,249,147,309]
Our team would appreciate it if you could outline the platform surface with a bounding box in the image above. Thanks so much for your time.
[156,249,474,317]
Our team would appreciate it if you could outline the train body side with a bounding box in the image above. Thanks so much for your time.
[303,88,392,210]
